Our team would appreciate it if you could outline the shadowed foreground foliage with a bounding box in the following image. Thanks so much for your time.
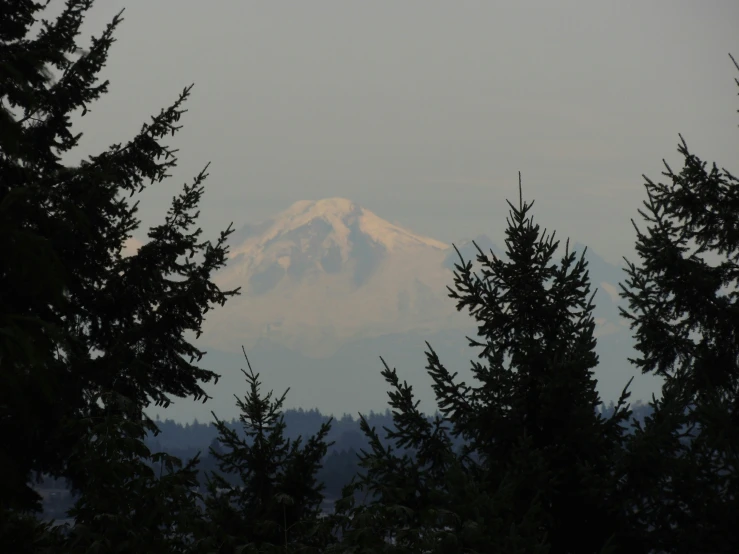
[2,2,738,553]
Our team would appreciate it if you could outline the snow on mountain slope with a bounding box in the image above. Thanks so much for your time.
[200,198,629,357]
[231,197,448,256]
[218,198,448,292]
[203,198,465,356]
[231,198,449,263]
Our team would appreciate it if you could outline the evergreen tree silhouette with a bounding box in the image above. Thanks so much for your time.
[59,391,212,554]
[0,0,240,516]
[618,53,739,554]
[332,176,633,552]
[199,349,336,553]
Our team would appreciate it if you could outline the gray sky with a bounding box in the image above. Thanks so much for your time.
[40,0,739,418]
[50,1,738,420]
[67,0,739,267]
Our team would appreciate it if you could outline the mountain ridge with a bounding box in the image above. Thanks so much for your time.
[201,197,629,357]
[162,197,662,421]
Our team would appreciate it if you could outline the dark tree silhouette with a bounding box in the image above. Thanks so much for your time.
[0,0,238,520]
[617,53,739,554]
[332,176,633,553]
[198,349,336,553]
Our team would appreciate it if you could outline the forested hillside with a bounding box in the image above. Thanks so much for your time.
[2,2,737,553]
[33,402,656,521]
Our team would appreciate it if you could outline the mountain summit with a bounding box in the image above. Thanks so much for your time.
[201,198,628,359]
[223,198,448,294]
[206,198,463,355]
[234,197,448,254]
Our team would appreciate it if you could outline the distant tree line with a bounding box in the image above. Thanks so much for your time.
[146,403,655,454]
[33,402,656,516]
[2,2,738,553]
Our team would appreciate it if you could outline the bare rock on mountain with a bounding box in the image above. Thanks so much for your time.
[204,198,467,356]
[200,198,629,358]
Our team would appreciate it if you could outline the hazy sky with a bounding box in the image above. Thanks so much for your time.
[43,2,739,420]
[66,0,739,267]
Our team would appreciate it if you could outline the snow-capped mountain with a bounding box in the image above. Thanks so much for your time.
[221,197,447,293]
[203,198,467,356]
[168,197,660,422]
[200,198,629,358]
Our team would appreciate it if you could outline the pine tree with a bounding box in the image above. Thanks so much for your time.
[58,391,213,554]
[0,0,239,514]
[329,360,550,554]
[437,180,633,554]
[618,54,739,554]
[333,178,633,552]
[198,349,336,553]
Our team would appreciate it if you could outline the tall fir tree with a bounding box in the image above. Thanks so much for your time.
[198,349,336,553]
[618,54,739,553]
[333,178,633,553]
[0,0,239,516]
[58,391,213,554]
[329,358,550,554]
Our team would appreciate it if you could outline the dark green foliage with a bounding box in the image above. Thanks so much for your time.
[618,54,739,553]
[59,392,213,554]
[329,384,550,553]
[334,178,633,552]
[436,184,633,553]
[4,0,738,550]
[199,349,336,553]
[0,0,239,516]
[0,510,66,554]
